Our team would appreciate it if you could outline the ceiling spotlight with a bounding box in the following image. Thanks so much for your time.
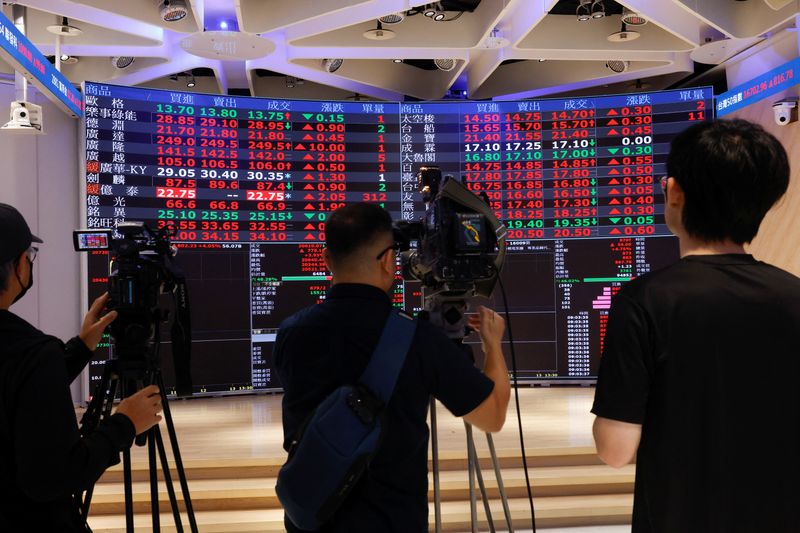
[46,16,83,37]
[621,8,647,26]
[433,12,446,21]
[220,21,228,30]
[322,58,344,73]
[538,58,547,62]
[111,56,136,69]
[434,58,456,71]
[186,73,196,88]
[363,21,396,40]
[160,0,189,22]
[591,0,606,19]
[393,58,404,63]
[60,53,70,61]
[58,54,78,65]
[378,13,405,25]
[577,0,592,21]
[606,60,630,73]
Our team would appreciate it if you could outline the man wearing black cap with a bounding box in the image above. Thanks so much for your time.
[0,203,164,531]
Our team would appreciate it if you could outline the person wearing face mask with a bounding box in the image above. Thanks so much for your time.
[0,203,164,532]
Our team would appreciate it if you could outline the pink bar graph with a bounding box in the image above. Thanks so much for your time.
[592,286,613,310]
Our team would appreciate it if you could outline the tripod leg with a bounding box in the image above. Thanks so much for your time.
[148,430,161,532]
[123,448,134,533]
[466,423,495,533]
[155,426,184,533]
[81,369,119,520]
[486,433,514,532]
[156,374,199,533]
[465,423,478,533]
[430,397,442,533]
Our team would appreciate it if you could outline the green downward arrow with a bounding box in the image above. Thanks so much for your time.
[591,189,597,196]
[590,139,596,146]
[608,148,619,155]
[610,217,621,224]
[286,183,293,189]
[590,178,597,185]
[303,113,314,120]
[304,213,315,219]
[591,198,597,206]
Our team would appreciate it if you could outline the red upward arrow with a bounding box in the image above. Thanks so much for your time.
[304,223,316,230]
[304,203,315,210]
[608,109,618,116]
[303,164,314,170]
[610,228,621,235]
[304,234,316,240]
[295,143,307,151]
[608,178,620,185]
[607,119,619,126]
[608,129,619,136]
[609,158,620,165]
[303,154,314,161]
[303,124,313,130]
[608,168,620,175]
[609,198,621,205]
[609,188,621,195]
[304,184,315,190]
[304,194,314,200]
[303,134,313,141]
[304,173,315,180]
[609,208,621,215]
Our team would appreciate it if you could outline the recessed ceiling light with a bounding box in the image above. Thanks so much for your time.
[60,53,69,61]
[322,58,344,73]
[186,73,196,88]
[538,58,547,62]
[112,56,136,69]
[160,0,188,22]
[393,59,403,63]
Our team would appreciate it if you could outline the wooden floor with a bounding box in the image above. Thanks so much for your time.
[85,387,635,532]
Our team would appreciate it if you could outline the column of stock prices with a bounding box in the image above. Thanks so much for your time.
[82,82,712,392]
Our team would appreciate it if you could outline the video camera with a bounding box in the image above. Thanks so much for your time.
[74,222,193,396]
[395,166,506,337]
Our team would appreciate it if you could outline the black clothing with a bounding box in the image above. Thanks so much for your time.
[275,283,494,533]
[592,254,800,533]
[0,310,136,532]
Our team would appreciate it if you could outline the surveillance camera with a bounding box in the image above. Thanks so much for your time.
[772,99,798,126]
[1,101,43,134]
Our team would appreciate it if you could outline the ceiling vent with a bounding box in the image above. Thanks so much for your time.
[160,0,189,22]
[606,60,630,73]
[434,58,456,71]
[378,13,405,24]
[112,56,136,69]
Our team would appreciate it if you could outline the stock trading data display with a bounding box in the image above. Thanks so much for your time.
[82,82,711,392]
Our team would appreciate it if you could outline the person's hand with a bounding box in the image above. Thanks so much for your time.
[79,293,118,351]
[468,305,505,351]
[115,385,163,435]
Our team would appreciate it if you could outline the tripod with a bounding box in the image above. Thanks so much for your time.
[423,294,515,533]
[78,346,198,533]
[429,344,515,533]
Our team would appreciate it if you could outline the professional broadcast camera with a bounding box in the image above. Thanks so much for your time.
[395,166,507,338]
[73,222,192,395]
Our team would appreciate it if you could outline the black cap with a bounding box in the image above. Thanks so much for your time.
[0,203,43,263]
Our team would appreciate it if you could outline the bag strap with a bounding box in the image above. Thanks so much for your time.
[359,309,416,404]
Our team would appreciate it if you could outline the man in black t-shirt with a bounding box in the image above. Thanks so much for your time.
[275,203,510,532]
[0,203,164,531]
[592,119,800,532]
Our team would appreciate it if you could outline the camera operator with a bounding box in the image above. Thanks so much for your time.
[591,119,800,531]
[0,203,164,531]
[276,202,510,533]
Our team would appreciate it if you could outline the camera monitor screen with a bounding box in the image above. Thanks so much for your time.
[82,82,712,393]
[73,230,111,251]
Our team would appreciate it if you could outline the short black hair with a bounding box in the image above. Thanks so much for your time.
[0,259,16,293]
[325,203,393,264]
[666,119,789,245]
